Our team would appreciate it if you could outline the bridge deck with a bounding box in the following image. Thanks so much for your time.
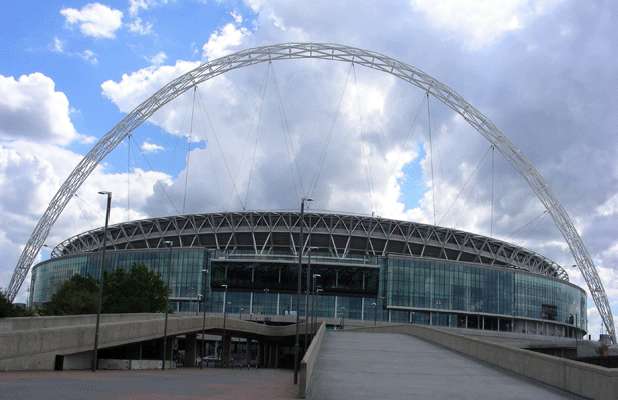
[309,331,584,400]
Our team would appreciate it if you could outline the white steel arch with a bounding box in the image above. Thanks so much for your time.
[6,42,614,342]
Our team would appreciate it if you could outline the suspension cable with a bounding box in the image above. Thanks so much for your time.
[194,87,246,210]
[508,209,549,237]
[437,144,493,226]
[130,137,180,214]
[271,63,304,201]
[351,63,376,213]
[490,144,495,236]
[127,134,131,221]
[244,62,272,209]
[426,91,437,225]
[403,94,428,151]
[309,63,354,198]
[182,86,197,214]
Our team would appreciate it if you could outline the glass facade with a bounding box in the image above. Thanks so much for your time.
[30,248,207,305]
[30,248,586,337]
[386,256,586,330]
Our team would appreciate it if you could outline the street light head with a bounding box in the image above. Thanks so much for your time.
[163,240,173,247]
[313,274,321,278]
[98,191,111,195]
[221,284,228,288]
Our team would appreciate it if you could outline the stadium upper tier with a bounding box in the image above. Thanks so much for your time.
[51,211,568,281]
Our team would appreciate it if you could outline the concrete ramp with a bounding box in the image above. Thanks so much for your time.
[309,331,582,400]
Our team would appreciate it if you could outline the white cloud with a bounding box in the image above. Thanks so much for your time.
[129,0,168,16]
[141,140,165,153]
[100,60,201,135]
[0,140,172,301]
[127,17,153,35]
[0,73,82,145]
[202,23,250,60]
[79,49,99,64]
[49,37,98,65]
[411,0,561,49]
[147,51,167,65]
[231,10,243,24]
[60,3,123,39]
[597,193,618,217]
[51,37,64,53]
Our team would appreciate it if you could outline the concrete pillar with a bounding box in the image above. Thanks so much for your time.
[265,343,271,368]
[245,339,251,368]
[185,334,197,367]
[256,341,262,368]
[222,335,231,368]
[274,343,279,368]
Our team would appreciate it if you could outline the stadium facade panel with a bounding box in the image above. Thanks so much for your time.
[30,211,587,338]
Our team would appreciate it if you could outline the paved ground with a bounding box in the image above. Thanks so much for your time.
[0,368,296,400]
[309,331,585,400]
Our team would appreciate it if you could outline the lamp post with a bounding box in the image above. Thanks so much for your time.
[200,268,208,369]
[304,247,318,351]
[340,307,346,330]
[314,288,323,328]
[263,288,270,316]
[92,191,111,372]
[221,284,229,368]
[240,307,244,320]
[294,197,312,384]
[162,240,173,370]
[311,274,321,329]
[372,302,377,326]
[221,284,228,329]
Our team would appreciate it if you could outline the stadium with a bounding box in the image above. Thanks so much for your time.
[29,210,587,339]
[8,43,613,346]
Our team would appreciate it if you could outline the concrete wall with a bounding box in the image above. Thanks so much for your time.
[63,351,92,370]
[352,324,618,400]
[0,314,311,371]
[0,313,159,333]
[298,322,326,399]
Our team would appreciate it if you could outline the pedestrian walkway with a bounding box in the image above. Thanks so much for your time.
[0,368,296,400]
[309,331,584,400]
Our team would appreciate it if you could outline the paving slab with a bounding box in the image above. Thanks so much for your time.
[0,368,296,400]
[309,331,585,400]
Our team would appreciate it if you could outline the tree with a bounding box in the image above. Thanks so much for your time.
[0,291,34,318]
[102,264,167,313]
[43,263,168,315]
[0,291,16,318]
[44,275,99,315]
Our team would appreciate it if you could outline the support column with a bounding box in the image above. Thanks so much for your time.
[274,343,279,368]
[222,335,231,368]
[185,333,197,367]
[256,341,262,368]
[266,343,271,368]
[245,339,251,368]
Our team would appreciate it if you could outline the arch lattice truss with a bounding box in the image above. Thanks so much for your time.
[6,43,614,342]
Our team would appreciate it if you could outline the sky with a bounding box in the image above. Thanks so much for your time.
[0,0,616,337]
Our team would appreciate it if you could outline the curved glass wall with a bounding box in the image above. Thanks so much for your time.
[30,248,207,305]
[386,256,586,331]
[30,249,586,337]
